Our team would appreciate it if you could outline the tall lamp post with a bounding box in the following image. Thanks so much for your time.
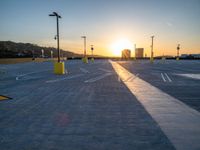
[177,44,180,60]
[49,12,61,62]
[81,36,87,57]
[91,45,95,62]
[91,45,94,57]
[150,36,154,62]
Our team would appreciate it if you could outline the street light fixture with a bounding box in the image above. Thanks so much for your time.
[49,12,61,62]
[91,45,94,56]
[91,45,95,62]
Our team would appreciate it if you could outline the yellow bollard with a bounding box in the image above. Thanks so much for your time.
[91,58,94,63]
[82,57,88,63]
[54,62,65,75]
[150,57,154,63]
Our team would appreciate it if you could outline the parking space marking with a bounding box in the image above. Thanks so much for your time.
[16,69,51,80]
[176,74,200,80]
[110,60,200,150]
[84,73,112,83]
[161,73,166,82]
[164,73,172,82]
[161,73,172,82]
[80,68,90,73]
[46,74,84,83]
[98,68,113,73]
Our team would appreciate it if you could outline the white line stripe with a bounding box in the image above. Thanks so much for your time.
[130,73,139,82]
[164,73,172,82]
[110,60,200,150]
[161,73,166,82]
[98,68,113,73]
[80,68,90,73]
[176,74,200,80]
[84,73,112,83]
[16,69,51,80]
[46,74,84,83]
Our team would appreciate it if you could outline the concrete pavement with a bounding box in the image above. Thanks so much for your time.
[111,60,200,150]
[0,59,199,149]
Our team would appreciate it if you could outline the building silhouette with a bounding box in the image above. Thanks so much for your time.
[135,48,144,58]
[121,49,131,59]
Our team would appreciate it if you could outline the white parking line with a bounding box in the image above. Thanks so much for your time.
[16,69,51,80]
[161,73,166,82]
[161,73,172,82]
[98,68,113,73]
[80,68,90,73]
[176,74,200,80]
[110,60,200,150]
[46,74,84,83]
[164,73,172,82]
[84,73,112,83]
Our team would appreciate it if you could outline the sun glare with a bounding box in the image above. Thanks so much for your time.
[110,39,133,56]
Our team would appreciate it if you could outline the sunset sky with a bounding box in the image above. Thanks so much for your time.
[0,0,200,56]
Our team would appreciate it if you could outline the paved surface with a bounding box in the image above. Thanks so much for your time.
[0,59,199,150]
[111,60,200,150]
[119,60,200,112]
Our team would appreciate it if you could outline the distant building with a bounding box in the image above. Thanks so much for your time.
[135,48,144,58]
[180,54,188,58]
[121,49,131,59]
[180,54,200,58]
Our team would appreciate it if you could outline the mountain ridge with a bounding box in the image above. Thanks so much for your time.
[0,41,80,58]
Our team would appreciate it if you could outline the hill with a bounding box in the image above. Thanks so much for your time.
[0,41,80,58]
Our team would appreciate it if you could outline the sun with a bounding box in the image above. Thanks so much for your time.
[110,39,133,56]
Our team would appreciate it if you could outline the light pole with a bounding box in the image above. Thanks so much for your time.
[91,45,95,62]
[81,36,87,57]
[49,12,61,62]
[91,45,94,57]
[177,44,180,60]
[151,36,154,62]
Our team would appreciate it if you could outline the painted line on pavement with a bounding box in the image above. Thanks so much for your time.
[161,73,172,82]
[110,60,200,150]
[98,68,113,73]
[80,68,90,73]
[84,73,112,83]
[46,74,84,83]
[164,73,172,82]
[16,69,51,80]
[161,73,166,82]
[176,74,200,80]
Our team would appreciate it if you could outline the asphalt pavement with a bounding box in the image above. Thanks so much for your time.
[0,59,199,150]
[118,59,200,112]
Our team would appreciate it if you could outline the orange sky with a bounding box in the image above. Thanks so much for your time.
[1,0,200,57]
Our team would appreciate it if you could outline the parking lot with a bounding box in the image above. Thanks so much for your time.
[0,59,200,150]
